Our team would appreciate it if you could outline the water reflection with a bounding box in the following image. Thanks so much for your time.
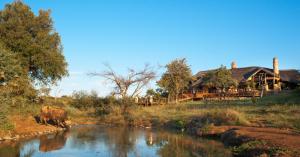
[39,131,69,152]
[0,125,232,157]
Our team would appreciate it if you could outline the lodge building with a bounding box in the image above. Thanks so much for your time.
[191,57,300,95]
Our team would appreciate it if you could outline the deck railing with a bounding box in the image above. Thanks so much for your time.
[180,90,261,100]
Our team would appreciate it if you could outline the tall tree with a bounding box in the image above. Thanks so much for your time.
[0,1,68,85]
[157,58,192,103]
[202,65,238,92]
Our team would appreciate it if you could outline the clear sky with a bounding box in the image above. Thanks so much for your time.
[1,0,300,96]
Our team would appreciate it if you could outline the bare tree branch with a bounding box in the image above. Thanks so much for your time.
[88,64,156,98]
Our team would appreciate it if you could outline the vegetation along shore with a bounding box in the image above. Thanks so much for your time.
[0,1,300,157]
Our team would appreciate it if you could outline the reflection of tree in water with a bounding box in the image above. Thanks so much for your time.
[39,131,69,152]
[22,146,35,157]
[69,126,231,157]
[0,144,20,157]
[146,131,232,157]
[102,127,139,157]
[0,140,36,157]
[69,126,99,150]
[69,126,139,157]
[0,126,232,157]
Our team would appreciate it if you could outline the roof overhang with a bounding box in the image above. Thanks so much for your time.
[245,68,276,81]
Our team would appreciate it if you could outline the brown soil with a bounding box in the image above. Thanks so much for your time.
[3,115,60,137]
[208,126,300,150]
[0,115,101,138]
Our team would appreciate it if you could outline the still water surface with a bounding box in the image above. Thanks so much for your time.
[0,125,232,157]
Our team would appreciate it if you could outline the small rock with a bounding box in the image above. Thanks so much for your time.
[15,135,20,139]
[0,138,3,141]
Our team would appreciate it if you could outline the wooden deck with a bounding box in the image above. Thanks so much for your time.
[136,90,262,106]
[179,90,261,101]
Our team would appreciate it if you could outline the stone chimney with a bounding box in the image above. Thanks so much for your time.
[231,61,237,69]
[273,57,279,76]
[273,57,281,91]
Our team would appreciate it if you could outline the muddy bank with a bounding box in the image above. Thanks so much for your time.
[0,116,69,143]
[185,124,300,157]
[0,128,65,144]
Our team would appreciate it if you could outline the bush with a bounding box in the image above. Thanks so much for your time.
[187,109,250,131]
[0,100,14,131]
[166,119,186,130]
[232,140,292,157]
[202,109,250,126]
[71,90,96,109]
[71,90,122,116]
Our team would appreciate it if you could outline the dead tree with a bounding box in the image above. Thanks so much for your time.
[89,64,156,99]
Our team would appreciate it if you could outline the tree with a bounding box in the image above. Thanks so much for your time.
[89,64,156,98]
[0,44,22,84]
[0,1,68,85]
[157,58,192,103]
[146,88,162,99]
[202,65,238,92]
[0,44,36,101]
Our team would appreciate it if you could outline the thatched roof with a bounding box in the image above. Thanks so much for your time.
[193,67,300,87]
[280,70,300,83]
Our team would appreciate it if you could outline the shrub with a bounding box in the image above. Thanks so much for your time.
[165,119,187,130]
[0,102,14,131]
[71,90,96,109]
[71,90,123,116]
[187,109,250,131]
[233,141,292,157]
[202,109,250,126]
[232,140,267,157]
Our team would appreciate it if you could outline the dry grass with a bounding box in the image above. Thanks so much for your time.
[126,104,251,127]
[119,90,300,130]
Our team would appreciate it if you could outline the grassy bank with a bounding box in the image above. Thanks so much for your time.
[1,90,299,134]
[1,90,299,156]
[101,90,300,132]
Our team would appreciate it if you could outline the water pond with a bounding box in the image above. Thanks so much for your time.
[0,125,232,157]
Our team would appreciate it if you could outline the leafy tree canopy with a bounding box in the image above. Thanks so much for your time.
[157,58,192,102]
[0,44,22,84]
[202,65,238,91]
[0,1,68,85]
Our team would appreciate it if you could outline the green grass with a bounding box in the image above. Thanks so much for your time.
[103,89,300,131]
[125,102,299,130]
[232,140,296,157]
[1,89,299,132]
[0,111,14,131]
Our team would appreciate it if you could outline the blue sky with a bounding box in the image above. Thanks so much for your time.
[1,0,300,96]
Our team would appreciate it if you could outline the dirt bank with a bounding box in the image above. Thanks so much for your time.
[191,125,300,156]
[0,116,66,142]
